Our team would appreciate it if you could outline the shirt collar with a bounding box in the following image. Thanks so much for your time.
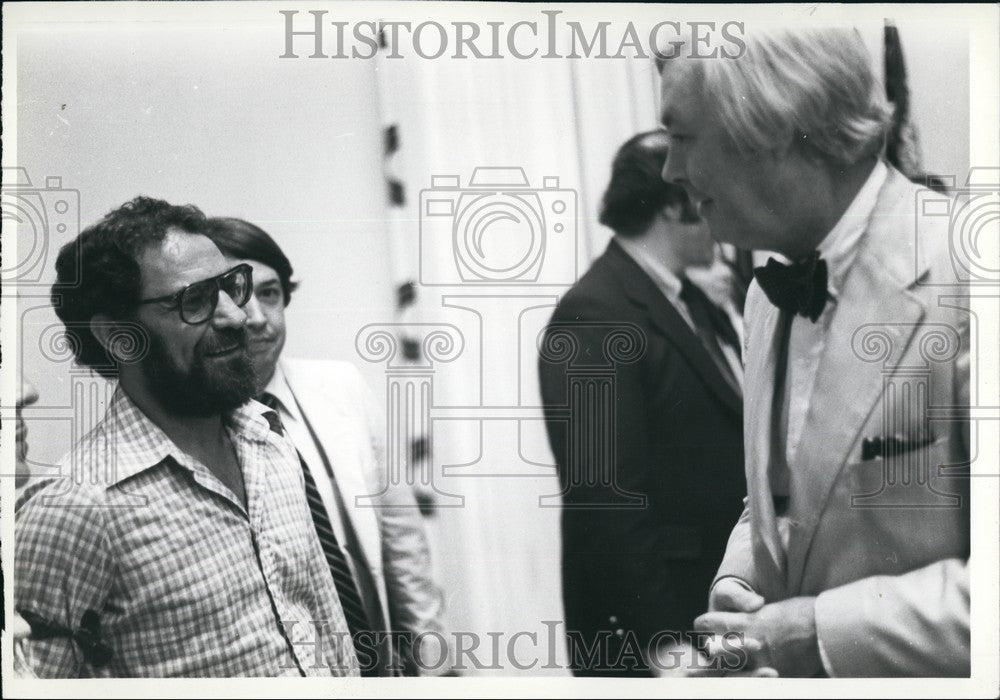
[615,235,684,303]
[104,384,277,487]
[260,361,301,424]
[816,159,887,300]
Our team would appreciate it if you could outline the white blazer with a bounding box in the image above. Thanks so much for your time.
[716,166,970,676]
[281,358,446,668]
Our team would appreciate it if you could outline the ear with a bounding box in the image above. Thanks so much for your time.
[89,313,147,366]
[89,313,117,353]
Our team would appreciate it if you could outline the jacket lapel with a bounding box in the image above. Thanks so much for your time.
[742,292,788,598]
[281,361,389,616]
[783,169,928,593]
[605,241,743,416]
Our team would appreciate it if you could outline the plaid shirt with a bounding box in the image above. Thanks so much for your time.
[14,387,360,678]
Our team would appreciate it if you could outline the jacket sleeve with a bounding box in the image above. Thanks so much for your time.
[352,365,450,674]
[710,282,765,596]
[537,295,656,513]
[710,498,761,597]
[538,293,690,648]
[814,558,969,676]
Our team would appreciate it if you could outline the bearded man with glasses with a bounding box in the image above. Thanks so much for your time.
[14,197,359,678]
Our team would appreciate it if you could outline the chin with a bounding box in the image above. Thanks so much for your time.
[253,350,278,370]
[712,226,750,251]
[711,221,737,243]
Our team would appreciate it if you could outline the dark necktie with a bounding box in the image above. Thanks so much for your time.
[754,251,829,322]
[259,392,377,676]
[769,312,794,515]
[679,277,742,395]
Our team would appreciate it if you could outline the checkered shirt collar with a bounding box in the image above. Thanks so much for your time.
[102,385,278,487]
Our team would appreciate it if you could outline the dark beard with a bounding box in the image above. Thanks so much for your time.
[142,326,258,417]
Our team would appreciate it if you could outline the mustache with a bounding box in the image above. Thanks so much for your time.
[201,326,248,355]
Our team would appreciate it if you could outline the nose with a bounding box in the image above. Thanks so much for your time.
[242,293,267,331]
[18,379,39,408]
[662,146,685,186]
[212,290,248,329]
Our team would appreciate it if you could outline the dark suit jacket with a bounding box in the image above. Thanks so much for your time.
[538,239,747,676]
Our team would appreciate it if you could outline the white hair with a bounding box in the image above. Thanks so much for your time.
[667,25,893,165]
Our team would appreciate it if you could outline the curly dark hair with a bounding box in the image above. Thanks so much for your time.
[51,196,210,377]
[205,217,299,306]
[599,130,700,237]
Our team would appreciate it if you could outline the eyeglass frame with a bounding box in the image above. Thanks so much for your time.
[136,263,254,325]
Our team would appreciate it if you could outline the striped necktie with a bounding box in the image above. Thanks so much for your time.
[260,392,377,676]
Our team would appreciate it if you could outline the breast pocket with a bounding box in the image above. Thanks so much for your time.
[838,435,969,578]
[848,435,962,509]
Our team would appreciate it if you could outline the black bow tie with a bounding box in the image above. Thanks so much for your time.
[754,252,829,322]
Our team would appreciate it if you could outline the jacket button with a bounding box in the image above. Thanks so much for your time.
[615,629,624,637]
[609,616,618,624]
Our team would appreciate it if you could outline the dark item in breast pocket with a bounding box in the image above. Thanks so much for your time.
[861,434,936,461]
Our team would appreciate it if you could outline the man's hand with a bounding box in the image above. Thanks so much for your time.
[694,596,822,677]
[676,580,774,677]
[10,612,33,640]
[708,577,765,613]
[678,636,779,678]
[10,613,37,678]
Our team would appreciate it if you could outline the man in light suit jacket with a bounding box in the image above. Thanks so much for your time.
[538,130,747,676]
[659,26,970,676]
[206,217,449,676]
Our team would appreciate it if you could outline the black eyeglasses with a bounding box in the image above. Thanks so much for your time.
[137,263,253,325]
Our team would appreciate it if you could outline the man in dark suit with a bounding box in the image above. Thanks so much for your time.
[538,130,747,677]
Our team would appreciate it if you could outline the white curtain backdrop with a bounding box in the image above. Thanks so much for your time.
[370,29,661,675]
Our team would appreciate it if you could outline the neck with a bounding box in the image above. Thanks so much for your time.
[119,373,227,451]
[618,225,685,276]
[256,364,277,399]
[782,156,878,261]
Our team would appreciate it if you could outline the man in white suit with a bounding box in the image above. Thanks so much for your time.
[659,26,969,676]
[206,217,449,676]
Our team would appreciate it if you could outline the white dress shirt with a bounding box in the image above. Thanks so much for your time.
[781,160,888,467]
